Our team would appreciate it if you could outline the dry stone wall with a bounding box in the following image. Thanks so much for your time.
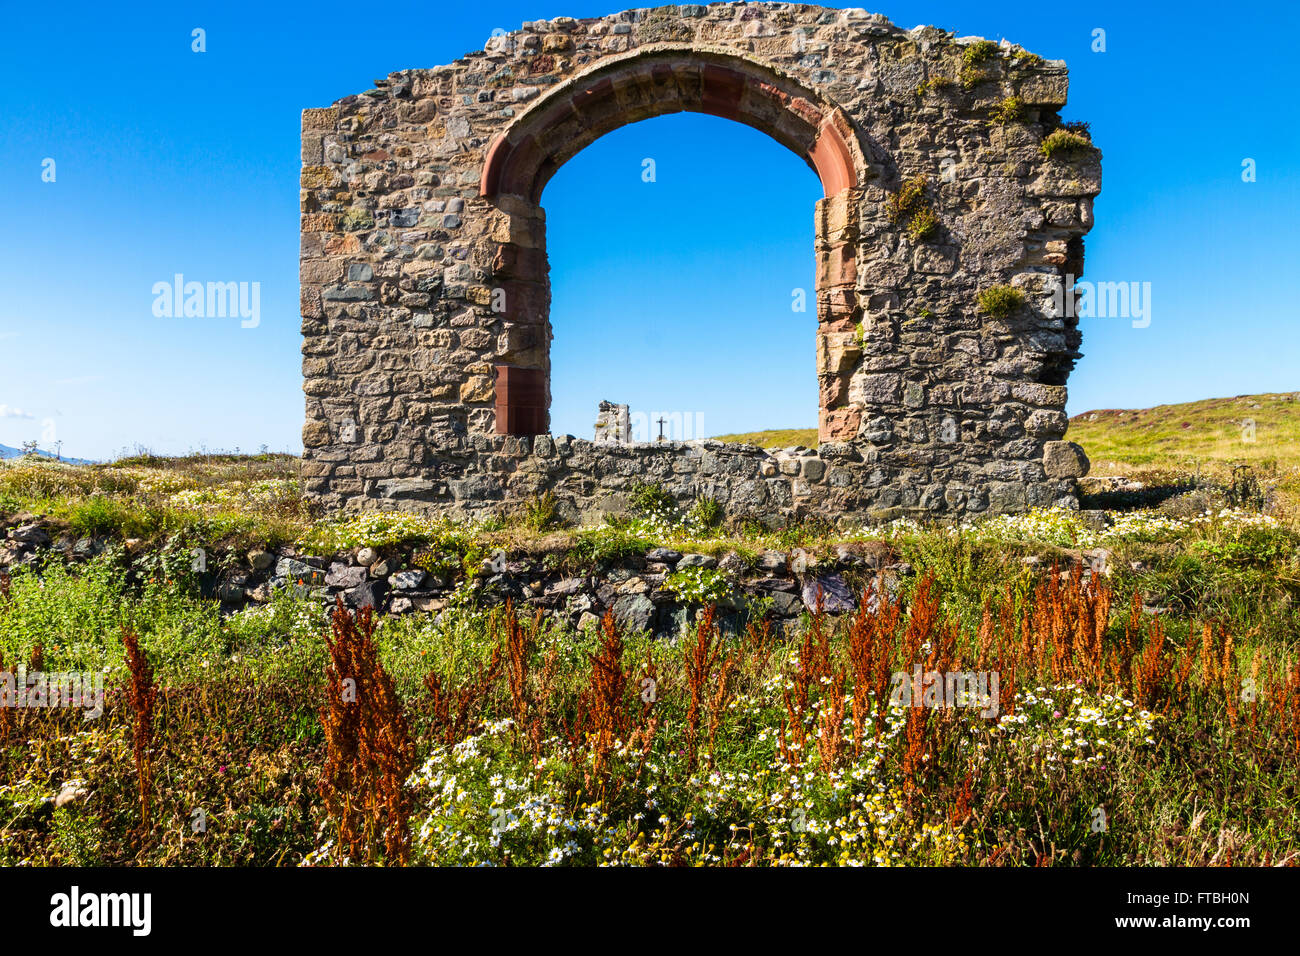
[300,2,1101,526]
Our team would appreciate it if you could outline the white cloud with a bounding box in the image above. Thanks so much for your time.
[0,405,35,419]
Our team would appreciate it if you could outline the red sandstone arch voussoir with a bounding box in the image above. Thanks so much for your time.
[481,45,870,439]
[480,45,865,202]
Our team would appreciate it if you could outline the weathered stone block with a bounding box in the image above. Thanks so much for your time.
[1042,440,1090,479]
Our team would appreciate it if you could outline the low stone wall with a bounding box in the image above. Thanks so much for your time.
[341,433,1089,526]
[1,509,1118,637]
[0,516,908,635]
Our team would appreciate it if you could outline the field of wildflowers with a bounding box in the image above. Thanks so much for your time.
[0,453,1298,866]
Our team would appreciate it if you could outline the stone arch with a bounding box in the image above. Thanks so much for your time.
[481,45,867,201]
[479,45,877,439]
[298,4,1102,523]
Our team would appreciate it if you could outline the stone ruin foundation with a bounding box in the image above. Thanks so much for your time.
[299,3,1101,527]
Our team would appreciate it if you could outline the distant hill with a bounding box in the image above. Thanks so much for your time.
[714,391,1300,477]
[1068,391,1300,476]
[0,444,96,465]
[712,428,819,449]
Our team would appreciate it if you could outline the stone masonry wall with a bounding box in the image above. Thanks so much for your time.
[299,3,1101,525]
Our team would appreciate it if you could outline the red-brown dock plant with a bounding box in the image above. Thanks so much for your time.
[900,698,928,800]
[1196,622,1242,725]
[582,611,630,792]
[707,638,741,762]
[976,586,1021,717]
[779,596,835,767]
[1102,591,1144,691]
[816,667,847,773]
[1273,660,1300,757]
[502,599,537,730]
[949,769,974,828]
[1131,612,1168,711]
[526,642,560,760]
[847,576,901,752]
[120,627,158,839]
[626,647,662,788]
[739,613,777,677]
[1021,566,1112,686]
[683,605,726,770]
[902,573,941,662]
[319,598,416,865]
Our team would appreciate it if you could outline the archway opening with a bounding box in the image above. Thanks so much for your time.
[481,48,866,443]
[542,111,823,444]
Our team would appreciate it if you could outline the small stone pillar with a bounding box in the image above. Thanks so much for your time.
[594,401,630,445]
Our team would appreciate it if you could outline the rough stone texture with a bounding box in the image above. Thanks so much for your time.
[300,3,1101,523]
[1,514,1116,632]
[594,401,631,444]
[1042,439,1090,479]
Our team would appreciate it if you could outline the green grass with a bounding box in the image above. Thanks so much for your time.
[1040,128,1097,160]
[0,453,313,552]
[712,428,819,448]
[990,95,1025,125]
[3,402,1299,866]
[3,510,1298,866]
[1069,392,1300,476]
[977,284,1026,319]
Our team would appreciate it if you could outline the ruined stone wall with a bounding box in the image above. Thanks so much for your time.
[369,433,1090,527]
[299,3,1101,524]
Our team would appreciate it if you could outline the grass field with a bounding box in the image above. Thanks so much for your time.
[713,427,819,448]
[1068,391,1300,477]
[1,394,1298,866]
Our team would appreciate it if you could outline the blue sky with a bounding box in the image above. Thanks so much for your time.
[1,0,1296,460]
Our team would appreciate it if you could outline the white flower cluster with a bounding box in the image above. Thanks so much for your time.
[169,478,300,510]
[855,506,1282,549]
[994,684,1159,764]
[624,503,716,540]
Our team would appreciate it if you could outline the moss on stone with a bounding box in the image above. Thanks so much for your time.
[977,285,1026,319]
[888,175,939,243]
[960,39,1001,89]
[915,75,956,97]
[906,206,938,241]
[991,95,1025,125]
[1040,128,1096,160]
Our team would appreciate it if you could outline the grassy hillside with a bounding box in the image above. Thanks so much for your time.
[1069,391,1300,477]
[713,427,818,448]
